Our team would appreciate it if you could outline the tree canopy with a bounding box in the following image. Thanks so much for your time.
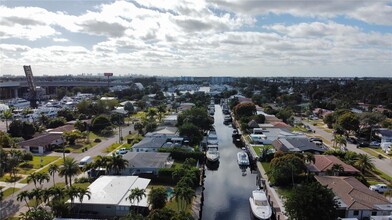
[285,182,339,220]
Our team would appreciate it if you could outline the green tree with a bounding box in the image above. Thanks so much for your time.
[17,190,32,211]
[174,184,194,212]
[134,122,144,134]
[327,164,344,176]
[285,182,339,220]
[2,109,13,131]
[354,153,375,173]
[20,207,53,220]
[233,102,256,120]
[148,187,167,209]
[107,154,129,175]
[21,121,36,139]
[63,130,82,145]
[337,112,359,137]
[48,164,59,186]
[332,134,347,150]
[147,207,176,220]
[323,113,334,128]
[124,102,135,114]
[179,122,203,146]
[0,131,14,148]
[127,187,146,214]
[177,107,213,131]
[91,115,111,132]
[269,153,306,186]
[59,158,80,187]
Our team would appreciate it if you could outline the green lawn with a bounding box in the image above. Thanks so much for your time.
[103,143,122,153]
[276,186,293,199]
[2,187,20,198]
[19,157,66,183]
[18,156,60,175]
[261,162,271,176]
[361,147,389,158]
[252,145,274,156]
[0,174,23,182]
[373,169,392,183]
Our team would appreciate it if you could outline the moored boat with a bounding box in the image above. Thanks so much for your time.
[249,189,272,220]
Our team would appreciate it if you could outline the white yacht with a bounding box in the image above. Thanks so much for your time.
[7,98,30,109]
[206,146,220,162]
[237,151,250,166]
[249,189,272,220]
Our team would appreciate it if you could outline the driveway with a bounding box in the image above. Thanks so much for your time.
[0,125,134,219]
[301,120,392,178]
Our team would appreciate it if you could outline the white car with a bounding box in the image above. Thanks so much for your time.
[369,184,390,193]
[116,148,128,155]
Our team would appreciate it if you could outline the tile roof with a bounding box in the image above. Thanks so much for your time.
[122,152,171,168]
[315,176,391,211]
[18,133,62,147]
[307,155,360,173]
[272,137,325,153]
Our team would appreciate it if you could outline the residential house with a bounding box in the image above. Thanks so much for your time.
[18,133,64,154]
[131,136,168,152]
[249,127,304,145]
[177,103,195,112]
[307,155,360,176]
[315,176,392,219]
[71,176,150,218]
[163,114,178,126]
[272,137,325,154]
[120,152,173,176]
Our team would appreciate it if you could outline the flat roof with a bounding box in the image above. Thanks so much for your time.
[73,176,150,207]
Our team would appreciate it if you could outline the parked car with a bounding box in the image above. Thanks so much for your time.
[370,141,381,147]
[347,137,358,144]
[357,141,369,148]
[309,137,322,143]
[116,148,128,155]
[369,184,390,193]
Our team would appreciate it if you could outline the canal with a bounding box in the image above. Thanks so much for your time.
[202,105,259,220]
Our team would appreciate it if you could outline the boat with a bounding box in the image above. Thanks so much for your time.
[206,146,220,162]
[207,134,219,145]
[249,189,272,220]
[7,98,30,109]
[237,151,250,166]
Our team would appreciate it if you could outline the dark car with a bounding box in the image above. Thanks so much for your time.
[347,137,358,144]
[357,141,369,148]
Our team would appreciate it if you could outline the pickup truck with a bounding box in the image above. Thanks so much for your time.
[369,184,390,193]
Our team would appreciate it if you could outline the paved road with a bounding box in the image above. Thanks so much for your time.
[0,125,134,219]
[302,120,392,178]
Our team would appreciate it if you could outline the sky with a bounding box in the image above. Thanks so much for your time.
[1,0,392,77]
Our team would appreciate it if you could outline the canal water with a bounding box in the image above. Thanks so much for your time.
[202,105,259,220]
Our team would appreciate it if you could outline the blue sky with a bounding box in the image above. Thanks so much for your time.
[1,0,391,77]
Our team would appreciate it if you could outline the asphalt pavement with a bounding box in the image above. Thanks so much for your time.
[302,120,392,178]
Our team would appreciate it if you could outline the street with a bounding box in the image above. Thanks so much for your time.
[0,125,134,219]
[302,120,392,178]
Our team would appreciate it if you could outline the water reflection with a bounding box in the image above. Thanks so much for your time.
[206,160,220,171]
[202,105,260,220]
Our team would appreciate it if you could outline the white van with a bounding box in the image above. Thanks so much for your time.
[79,156,92,168]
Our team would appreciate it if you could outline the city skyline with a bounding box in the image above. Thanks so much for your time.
[1,0,392,77]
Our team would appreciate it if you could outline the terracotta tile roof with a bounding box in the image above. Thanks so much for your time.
[271,121,291,128]
[18,133,62,147]
[308,155,359,173]
[315,176,391,210]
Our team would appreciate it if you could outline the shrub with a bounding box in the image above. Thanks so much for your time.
[94,138,102,143]
[75,177,92,183]
[100,127,114,137]
[22,152,33,161]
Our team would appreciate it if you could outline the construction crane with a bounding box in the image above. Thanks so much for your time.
[23,65,38,108]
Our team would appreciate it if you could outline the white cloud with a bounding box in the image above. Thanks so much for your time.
[53,38,68,42]
[210,0,392,25]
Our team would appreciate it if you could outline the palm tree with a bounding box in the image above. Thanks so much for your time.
[48,164,59,186]
[17,190,31,211]
[76,187,91,215]
[2,109,13,131]
[354,153,375,173]
[147,107,157,121]
[174,185,194,211]
[107,154,128,175]
[329,164,344,176]
[37,173,50,188]
[303,152,315,164]
[127,187,146,214]
[344,151,358,165]
[59,158,80,187]
[332,134,347,150]
[30,188,43,208]
[66,186,80,213]
[27,172,40,189]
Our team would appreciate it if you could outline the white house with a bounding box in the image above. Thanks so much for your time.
[71,176,151,218]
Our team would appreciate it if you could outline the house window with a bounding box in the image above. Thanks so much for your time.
[353,210,359,216]
[372,211,377,216]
